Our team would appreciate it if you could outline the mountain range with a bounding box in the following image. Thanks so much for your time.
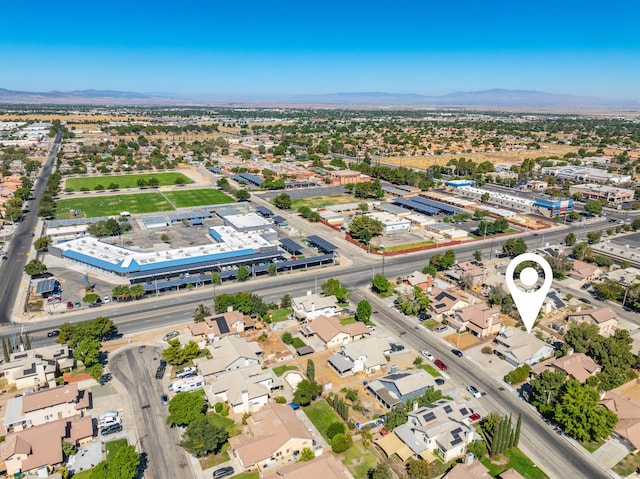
[0,87,637,109]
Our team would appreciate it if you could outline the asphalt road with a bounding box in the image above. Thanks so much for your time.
[110,345,194,479]
[0,133,60,324]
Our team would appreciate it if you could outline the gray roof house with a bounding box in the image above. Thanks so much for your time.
[206,365,280,414]
[339,337,390,374]
[194,336,261,377]
[367,370,435,409]
[494,327,555,367]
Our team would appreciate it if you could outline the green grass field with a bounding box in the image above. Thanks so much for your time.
[55,193,174,219]
[272,365,298,377]
[162,189,234,208]
[481,448,549,479]
[343,440,378,479]
[65,172,192,190]
[270,308,292,322]
[303,400,343,442]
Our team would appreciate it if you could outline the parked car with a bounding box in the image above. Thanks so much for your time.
[579,298,592,304]
[66,301,73,309]
[103,295,111,303]
[213,467,234,479]
[47,329,60,338]
[101,423,123,436]
[434,359,448,371]
[160,394,169,405]
[452,348,463,358]
[467,385,482,398]
[390,343,405,352]
[163,330,180,341]
[155,366,165,379]
[469,413,481,421]
[421,350,435,361]
[435,378,446,386]
[73,300,81,308]
[175,366,196,378]
[435,325,448,333]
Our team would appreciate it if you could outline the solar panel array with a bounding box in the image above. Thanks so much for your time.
[306,235,337,253]
[279,238,303,254]
[393,198,439,215]
[411,196,462,214]
[48,216,111,228]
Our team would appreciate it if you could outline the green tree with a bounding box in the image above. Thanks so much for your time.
[236,265,250,281]
[193,304,211,323]
[112,285,131,301]
[129,284,145,299]
[282,332,294,345]
[348,216,383,243]
[299,447,315,462]
[504,364,531,384]
[502,238,527,258]
[61,440,77,459]
[572,242,592,261]
[368,464,391,479]
[293,379,323,405]
[24,259,47,276]
[356,300,372,322]
[214,291,269,316]
[565,232,576,246]
[407,458,432,479]
[529,370,567,417]
[33,236,52,251]
[330,433,353,453]
[268,263,277,276]
[473,250,482,262]
[273,193,291,209]
[326,421,346,439]
[235,189,250,201]
[91,444,140,479]
[74,338,101,367]
[82,293,100,304]
[167,391,206,427]
[320,278,350,303]
[586,230,602,244]
[280,294,292,309]
[466,440,488,460]
[545,251,574,279]
[554,380,617,442]
[584,200,603,216]
[371,274,392,295]
[180,416,229,457]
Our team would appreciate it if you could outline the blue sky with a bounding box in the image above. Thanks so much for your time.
[1,0,639,99]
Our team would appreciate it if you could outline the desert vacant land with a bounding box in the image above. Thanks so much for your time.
[55,193,174,219]
[65,172,192,190]
[162,189,234,208]
[380,143,581,169]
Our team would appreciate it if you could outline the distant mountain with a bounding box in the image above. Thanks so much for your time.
[0,87,637,109]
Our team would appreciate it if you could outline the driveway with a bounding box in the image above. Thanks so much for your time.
[591,436,632,469]
[110,345,196,479]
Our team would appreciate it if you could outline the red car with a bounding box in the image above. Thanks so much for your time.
[434,359,448,371]
[469,413,481,421]
[66,301,73,309]
[380,428,389,436]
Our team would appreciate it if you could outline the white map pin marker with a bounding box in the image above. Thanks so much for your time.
[505,253,553,334]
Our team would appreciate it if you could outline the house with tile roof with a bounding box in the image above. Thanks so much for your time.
[493,327,554,367]
[566,306,617,336]
[449,303,501,338]
[569,260,602,283]
[428,288,469,319]
[531,351,600,383]
[292,292,339,321]
[339,337,390,374]
[206,365,280,414]
[189,310,246,341]
[229,403,314,471]
[601,391,640,451]
[442,460,491,479]
[310,315,370,347]
[193,336,261,378]
[367,370,435,409]
[3,383,90,433]
[402,271,433,293]
[446,261,486,288]
[499,469,527,479]
[275,454,349,479]
[379,399,478,463]
[0,344,74,390]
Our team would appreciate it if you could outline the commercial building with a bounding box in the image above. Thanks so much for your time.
[452,186,573,217]
[366,211,410,233]
[541,166,632,185]
[568,184,635,206]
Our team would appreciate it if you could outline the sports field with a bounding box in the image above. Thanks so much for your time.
[162,189,234,208]
[55,193,175,219]
[65,172,192,190]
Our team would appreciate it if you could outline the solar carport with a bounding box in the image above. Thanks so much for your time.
[279,238,303,255]
[393,198,439,216]
[35,279,57,295]
[306,235,337,253]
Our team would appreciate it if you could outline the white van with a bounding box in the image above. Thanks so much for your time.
[169,375,205,393]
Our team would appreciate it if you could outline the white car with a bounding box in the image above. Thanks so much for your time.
[421,350,435,361]
[467,385,482,398]
[103,295,111,303]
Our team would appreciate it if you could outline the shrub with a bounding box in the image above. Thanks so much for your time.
[504,364,531,384]
[331,433,353,453]
[214,402,224,413]
[282,332,294,345]
[275,396,287,404]
[481,346,493,355]
[326,422,346,439]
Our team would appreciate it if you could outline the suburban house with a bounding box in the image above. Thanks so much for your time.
[499,470,527,479]
[367,370,435,409]
[569,260,602,283]
[0,345,75,390]
[275,454,350,479]
[189,310,246,341]
[205,365,279,414]
[194,336,261,378]
[428,288,470,319]
[448,303,501,338]
[3,383,90,433]
[542,292,567,315]
[493,327,555,367]
[402,271,433,292]
[328,337,390,375]
[566,307,618,336]
[378,399,478,462]
[601,391,640,451]
[292,292,339,322]
[446,261,486,288]
[310,315,370,347]
[442,460,491,479]
[229,403,314,470]
[532,350,600,383]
